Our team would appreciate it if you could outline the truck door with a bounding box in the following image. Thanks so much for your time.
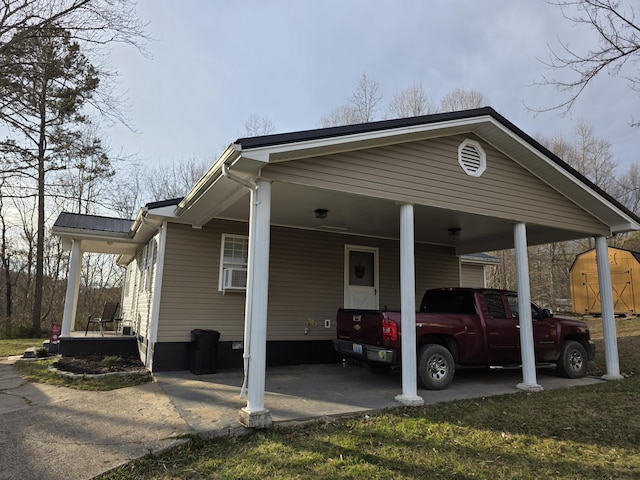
[506,294,558,362]
[483,292,520,364]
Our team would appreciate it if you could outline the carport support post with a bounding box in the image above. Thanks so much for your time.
[513,223,543,392]
[595,235,623,381]
[61,239,82,337]
[395,204,424,406]
[239,178,273,428]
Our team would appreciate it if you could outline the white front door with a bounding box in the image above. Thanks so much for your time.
[344,245,379,309]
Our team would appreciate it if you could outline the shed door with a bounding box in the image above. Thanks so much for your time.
[344,245,379,310]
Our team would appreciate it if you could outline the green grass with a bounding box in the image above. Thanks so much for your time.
[0,338,48,357]
[96,316,640,480]
[12,357,152,391]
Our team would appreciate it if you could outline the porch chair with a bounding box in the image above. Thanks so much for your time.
[84,301,120,336]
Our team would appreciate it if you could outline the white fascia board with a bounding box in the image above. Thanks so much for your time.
[51,226,132,242]
[241,115,493,163]
[485,118,640,232]
[174,144,243,216]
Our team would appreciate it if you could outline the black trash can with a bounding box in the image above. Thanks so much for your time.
[190,329,220,375]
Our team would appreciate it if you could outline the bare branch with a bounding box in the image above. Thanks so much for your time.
[533,0,640,115]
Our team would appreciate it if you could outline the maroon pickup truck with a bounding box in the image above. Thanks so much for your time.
[333,288,595,390]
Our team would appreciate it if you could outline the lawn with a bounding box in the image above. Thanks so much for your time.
[0,338,47,357]
[97,316,640,480]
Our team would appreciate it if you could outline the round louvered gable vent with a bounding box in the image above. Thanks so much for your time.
[458,139,486,177]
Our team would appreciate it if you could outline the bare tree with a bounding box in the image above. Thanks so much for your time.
[541,119,618,193]
[321,72,382,127]
[540,0,640,116]
[0,0,147,55]
[617,162,640,214]
[439,87,488,112]
[243,114,275,137]
[146,157,211,202]
[350,72,381,122]
[387,83,437,119]
[320,104,361,128]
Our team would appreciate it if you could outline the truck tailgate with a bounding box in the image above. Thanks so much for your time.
[336,309,384,345]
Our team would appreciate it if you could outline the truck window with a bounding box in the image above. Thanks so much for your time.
[484,293,507,318]
[421,290,476,314]
[507,294,542,320]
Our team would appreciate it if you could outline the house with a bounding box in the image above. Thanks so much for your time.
[570,246,640,315]
[53,107,639,427]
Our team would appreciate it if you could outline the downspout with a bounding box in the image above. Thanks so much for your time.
[221,163,258,398]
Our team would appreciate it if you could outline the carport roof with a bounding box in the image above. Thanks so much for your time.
[233,107,638,224]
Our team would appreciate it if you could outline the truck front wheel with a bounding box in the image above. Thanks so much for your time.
[418,344,455,390]
[556,340,588,378]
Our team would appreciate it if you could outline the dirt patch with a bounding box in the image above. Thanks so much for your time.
[53,353,145,375]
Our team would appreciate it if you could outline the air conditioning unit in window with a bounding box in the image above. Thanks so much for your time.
[223,267,247,290]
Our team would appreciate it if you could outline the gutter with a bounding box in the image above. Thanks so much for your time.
[174,144,242,217]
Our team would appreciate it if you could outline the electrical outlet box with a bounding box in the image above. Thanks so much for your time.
[324,319,331,329]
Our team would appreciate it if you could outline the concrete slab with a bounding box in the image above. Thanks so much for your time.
[154,363,605,434]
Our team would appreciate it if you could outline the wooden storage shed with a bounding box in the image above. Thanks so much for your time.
[570,247,640,314]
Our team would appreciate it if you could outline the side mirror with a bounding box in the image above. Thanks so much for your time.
[541,308,553,319]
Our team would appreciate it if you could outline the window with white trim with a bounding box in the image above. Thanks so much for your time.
[219,234,248,292]
[458,139,486,177]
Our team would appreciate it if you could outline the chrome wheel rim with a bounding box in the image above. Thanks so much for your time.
[569,350,584,372]
[428,354,448,381]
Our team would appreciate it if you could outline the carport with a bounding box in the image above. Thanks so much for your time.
[55,107,640,429]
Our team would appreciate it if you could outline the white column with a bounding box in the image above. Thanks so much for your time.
[61,239,82,337]
[513,223,543,392]
[595,235,623,380]
[146,222,167,370]
[395,204,424,406]
[239,178,273,428]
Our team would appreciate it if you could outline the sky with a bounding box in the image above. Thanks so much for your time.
[106,0,639,172]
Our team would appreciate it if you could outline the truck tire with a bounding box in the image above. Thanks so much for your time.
[418,344,455,390]
[556,340,588,378]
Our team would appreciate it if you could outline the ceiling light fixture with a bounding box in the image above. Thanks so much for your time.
[314,208,328,219]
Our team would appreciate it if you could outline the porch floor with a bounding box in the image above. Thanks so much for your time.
[154,363,604,435]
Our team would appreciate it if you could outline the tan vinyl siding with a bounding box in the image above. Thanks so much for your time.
[119,241,157,348]
[461,264,486,288]
[157,220,247,343]
[155,220,460,343]
[262,134,608,234]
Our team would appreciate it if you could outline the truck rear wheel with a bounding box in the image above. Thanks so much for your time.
[418,344,455,390]
[556,340,588,378]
